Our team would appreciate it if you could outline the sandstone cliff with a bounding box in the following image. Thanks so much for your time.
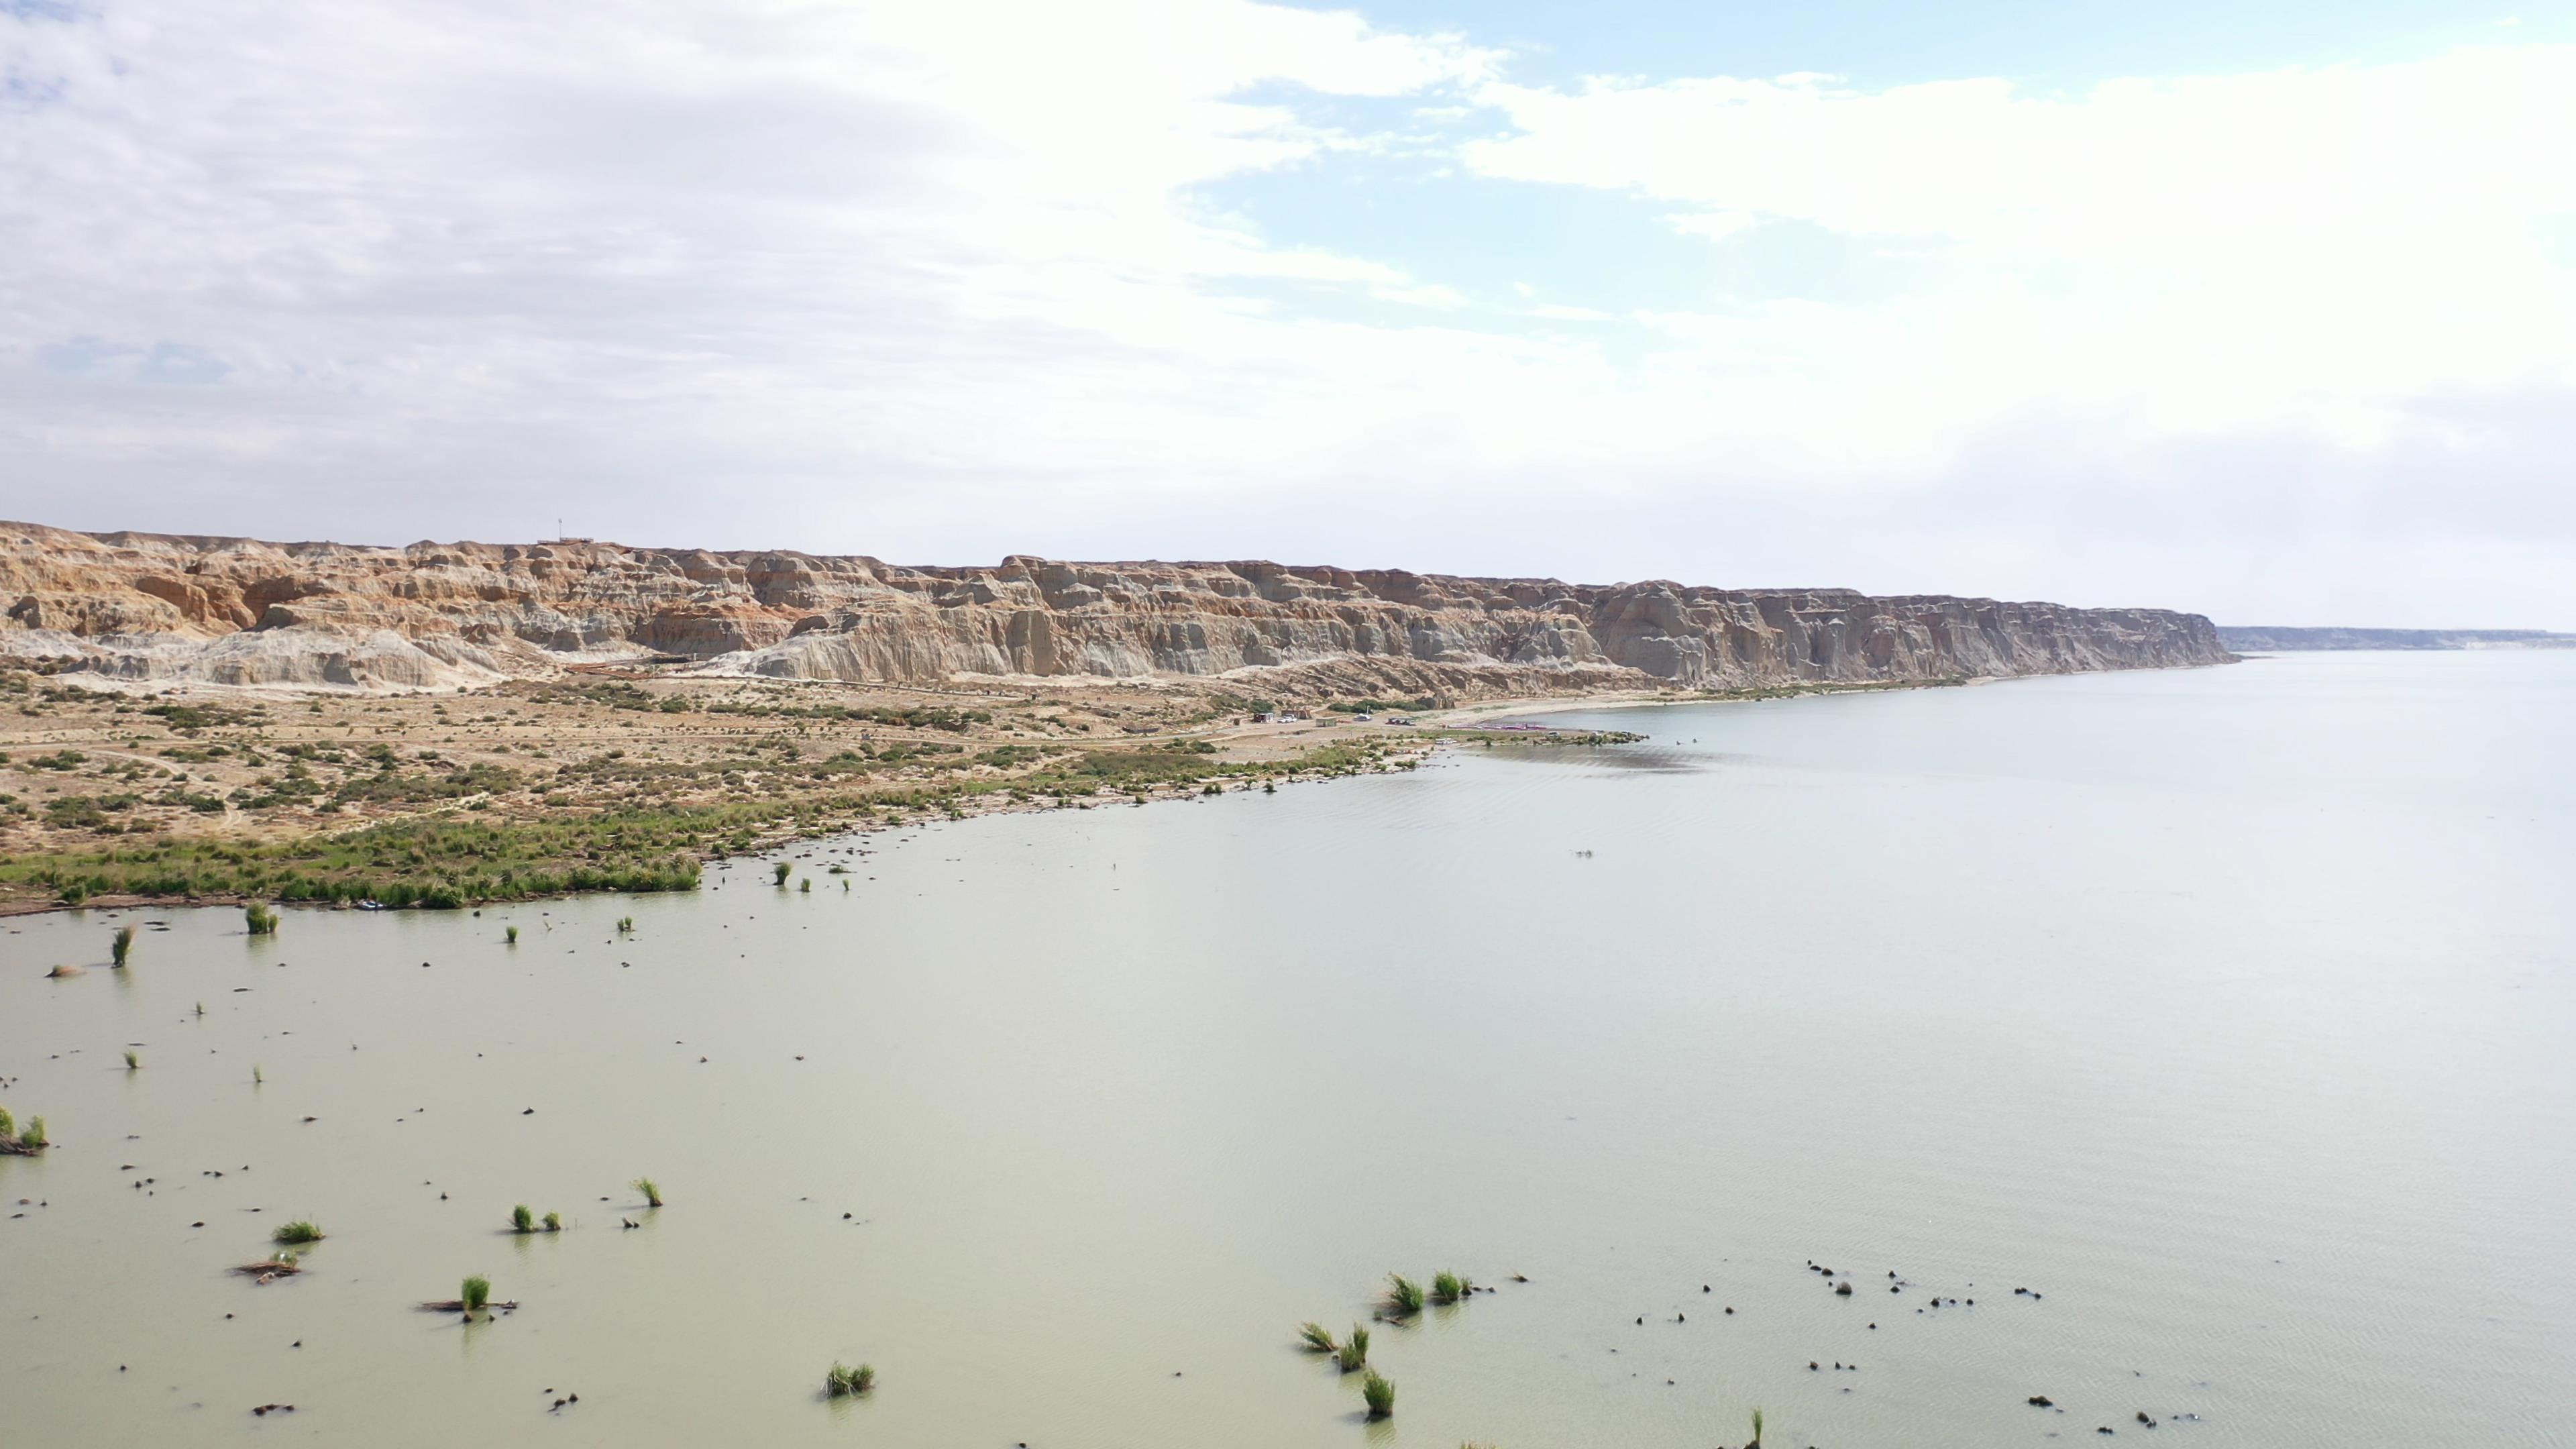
[0,521,2232,694]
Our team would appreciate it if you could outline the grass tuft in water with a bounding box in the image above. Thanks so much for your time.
[244,902,279,936]
[825,1362,877,1397]
[1337,1324,1370,1373]
[1360,1369,1395,1418]
[111,924,136,967]
[252,1064,263,1085]
[1431,1271,1472,1304]
[1383,1273,1426,1316]
[1752,1407,1765,1446]
[616,916,634,932]
[543,1211,561,1232]
[505,925,519,944]
[511,1204,535,1234]
[773,862,792,886]
[20,1116,44,1148]
[633,1177,663,1208]
[272,1220,324,1245]
[1297,1322,1338,1354]
[0,1106,12,1139]
[123,1049,139,1071]
[462,1275,491,1312]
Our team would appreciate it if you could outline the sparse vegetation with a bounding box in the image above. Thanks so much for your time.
[824,1362,876,1397]
[20,1116,44,1148]
[1752,1407,1766,1446]
[272,1220,324,1245]
[633,1177,663,1208]
[1297,1322,1338,1353]
[1360,1369,1395,1418]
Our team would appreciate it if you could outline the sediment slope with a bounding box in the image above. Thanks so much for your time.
[0,521,2231,694]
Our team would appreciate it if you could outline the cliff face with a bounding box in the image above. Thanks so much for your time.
[0,521,2232,693]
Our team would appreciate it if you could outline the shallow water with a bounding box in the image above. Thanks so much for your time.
[3,651,2570,1448]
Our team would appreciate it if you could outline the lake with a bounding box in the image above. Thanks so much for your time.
[3,649,2570,1447]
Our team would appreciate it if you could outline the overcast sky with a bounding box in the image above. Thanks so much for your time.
[5,1,2572,625]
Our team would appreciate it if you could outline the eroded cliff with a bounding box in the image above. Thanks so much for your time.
[0,521,2231,694]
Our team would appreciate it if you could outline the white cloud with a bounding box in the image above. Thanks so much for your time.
[0,3,2569,625]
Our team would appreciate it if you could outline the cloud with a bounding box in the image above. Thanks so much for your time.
[0,3,2569,625]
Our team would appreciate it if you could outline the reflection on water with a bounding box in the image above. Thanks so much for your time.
[1,651,2570,1448]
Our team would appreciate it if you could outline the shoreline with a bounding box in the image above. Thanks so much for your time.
[0,665,2218,920]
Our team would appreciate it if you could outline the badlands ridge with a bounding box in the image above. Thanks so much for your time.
[0,521,2231,696]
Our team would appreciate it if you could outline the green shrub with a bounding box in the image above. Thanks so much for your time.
[1296,1322,1337,1354]
[1383,1273,1425,1316]
[1337,1324,1369,1373]
[462,1275,492,1312]
[511,1204,535,1234]
[773,862,792,886]
[19,1116,44,1148]
[1432,1271,1472,1304]
[542,1211,561,1232]
[111,924,136,967]
[273,1220,324,1245]
[505,925,519,944]
[244,902,279,935]
[1360,1369,1395,1418]
[633,1177,663,1208]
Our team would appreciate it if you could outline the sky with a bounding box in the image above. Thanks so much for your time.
[3,1,2573,626]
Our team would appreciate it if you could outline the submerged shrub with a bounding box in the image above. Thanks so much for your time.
[1360,1369,1395,1419]
[543,1211,561,1233]
[511,1204,535,1234]
[244,902,279,936]
[772,862,792,886]
[461,1275,492,1312]
[1383,1274,1425,1316]
[505,925,519,945]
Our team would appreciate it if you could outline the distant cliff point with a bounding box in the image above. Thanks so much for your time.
[2217,627,2573,652]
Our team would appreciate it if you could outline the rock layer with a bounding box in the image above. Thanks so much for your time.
[0,521,2232,693]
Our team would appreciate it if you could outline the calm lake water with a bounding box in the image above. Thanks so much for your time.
[3,651,2571,1448]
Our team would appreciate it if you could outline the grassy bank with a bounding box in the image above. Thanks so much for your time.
[0,736,1424,912]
